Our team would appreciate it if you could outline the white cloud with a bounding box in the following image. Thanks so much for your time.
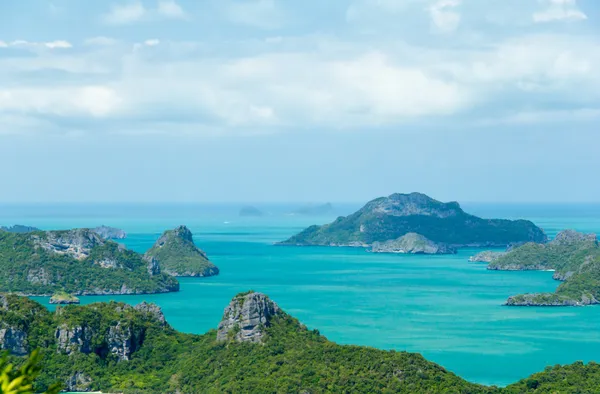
[533,0,587,23]
[226,0,285,29]
[0,41,7,48]
[103,1,146,24]
[0,40,72,49]
[102,0,187,24]
[157,0,186,19]
[144,39,160,46]
[429,0,461,33]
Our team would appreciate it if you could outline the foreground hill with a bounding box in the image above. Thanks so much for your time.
[1,291,598,393]
[0,229,179,295]
[280,193,547,248]
[144,225,219,277]
[487,230,600,306]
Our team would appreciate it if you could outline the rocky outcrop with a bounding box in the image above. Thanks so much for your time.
[469,251,505,263]
[65,372,93,392]
[50,292,80,304]
[371,233,456,255]
[550,230,597,246]
[144,255,161,276]
[217,292,281,343]
[145,225,219,278]
[92,225,127,240]
[506,293,599,307]
[0,327,28,355]
[134,302,166,324]
[33,229,105,260]
[55,324,93,355]
[108,322,137,361]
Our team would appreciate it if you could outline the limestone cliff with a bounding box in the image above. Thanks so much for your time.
[371,233,456,255]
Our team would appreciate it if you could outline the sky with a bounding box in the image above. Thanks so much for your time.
[0,0,599,204]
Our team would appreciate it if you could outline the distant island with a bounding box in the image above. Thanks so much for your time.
[371,233,456,255]
[239,206,264,217]
[2,291,599,393]
[0,225,40,233]
[144,225,219,277]
[91,225,127,239]
[279,193,547,249]
[0,228,179,296]
[483,230,600,306]
[290,202,334,216]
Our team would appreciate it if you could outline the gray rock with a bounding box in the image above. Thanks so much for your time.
[469,251,505,263]
[107,322,135,361]
[65,371,93,392]
[134,302,166,324]
[34,229,105,260]
[144,255,161,276]
[92,225,127,240]
[55,324,93,355]
[553,271,575,281]
[217,292,281,343]
[371,233,456,255]
[0,327,28,355]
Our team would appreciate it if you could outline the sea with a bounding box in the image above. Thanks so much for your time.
[2,202,600,388]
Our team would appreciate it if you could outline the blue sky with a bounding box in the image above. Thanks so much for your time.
[0,0,599,203]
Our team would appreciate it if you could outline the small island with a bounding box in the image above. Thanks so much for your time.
[92,225,127,239]
[144,225,219,277]
[49,291,80,305]
[290,203,334,216]
[371,233,456,255]
[239,206,264,217]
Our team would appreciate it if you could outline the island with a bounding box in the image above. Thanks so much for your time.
[49,291,80,305]
[91,225,127,239]
[144,225,219,277]
[290,202,334,216]
[1,291,599,393]
[0,228,179,296]
[486,230,600,306]
[239,206,264,217]
[279,193,547,249]
[371,233,456,254]
[0,225,40,233]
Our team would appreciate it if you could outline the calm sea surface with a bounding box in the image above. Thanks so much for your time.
[2,202,600,387]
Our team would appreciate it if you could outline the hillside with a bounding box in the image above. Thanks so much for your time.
[280,193,547,248]
[2,292,600,393]
[145,225,219,277]
[0,229,179,296]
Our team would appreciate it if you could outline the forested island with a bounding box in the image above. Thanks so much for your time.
[480,230,600,306]
[280,193,547,249]
[1,291,599,393]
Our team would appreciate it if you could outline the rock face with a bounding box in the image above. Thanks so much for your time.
[0,225,40,233]
[0,327,28,355]
[56,324,93,355]
[33,229,105,260]
[217,292,281,343]
[134,302,166,324]
[108,322,136,361]
[65,372,93,392]
[144,225,219,277]
[469,251,506,263]
[92,225,127,239]
[239,206,264,217]
[550,229,597,246]
[280,193,547,248]
[371,233,456,254]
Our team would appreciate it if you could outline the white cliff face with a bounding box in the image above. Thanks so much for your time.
[34,229,105,260]
[217,292,281,343]
[55,324,93,355]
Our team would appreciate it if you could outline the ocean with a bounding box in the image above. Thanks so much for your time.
[2,202,600,387]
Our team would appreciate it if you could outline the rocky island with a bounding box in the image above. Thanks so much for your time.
[280,193,547,249]
[239,206,264,217]
[371,233,456,254]
[92,225,127,239]
[0,228,179,296]
[49,291,80,305]
[290,202,334,216]
[486,230,600,306]
[1,291,599,393]
[144,225,219,277]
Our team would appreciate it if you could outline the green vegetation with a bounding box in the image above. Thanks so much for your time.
[0,350,61,394]
[145,226,219,277]
[489,230,600,306]
[1,292,600,393]
[49,291,79,305]
[0,230,179,295]
[280,193,546,247]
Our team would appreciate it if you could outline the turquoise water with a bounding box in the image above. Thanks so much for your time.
[3,202,600,387]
